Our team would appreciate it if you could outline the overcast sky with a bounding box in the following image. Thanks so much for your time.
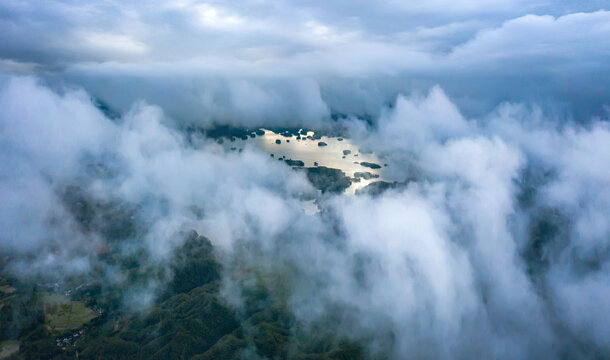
[1,0,609,123]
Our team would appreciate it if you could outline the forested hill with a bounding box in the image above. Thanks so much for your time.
[1,228,365,359]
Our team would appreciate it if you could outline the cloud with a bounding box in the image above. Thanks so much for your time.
[0,74,314,272]
[449,11,610,73]
[1,1,610,358]
[325,83,608,357]
[384,0,529,15]
[77,31,149,56]
[1,2,609,124]
[1,73,610,357]
[0,76,114,253]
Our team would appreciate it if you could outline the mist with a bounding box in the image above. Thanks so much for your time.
[1,73,608,358]
[1,1,610,359]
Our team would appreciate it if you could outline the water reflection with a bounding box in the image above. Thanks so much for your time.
[222,129,388,195]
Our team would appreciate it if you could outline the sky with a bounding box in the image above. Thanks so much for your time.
[1,1,610,359]
[1,0,609,122]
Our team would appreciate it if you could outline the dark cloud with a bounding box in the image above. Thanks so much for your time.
[1,2,609,123]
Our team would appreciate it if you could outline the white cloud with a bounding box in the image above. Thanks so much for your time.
[1,73,610,357]
[384,0,529,14]
[77,31,149,55]
[449,11,610,72]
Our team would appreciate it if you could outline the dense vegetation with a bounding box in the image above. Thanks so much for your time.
[0,211,365,359]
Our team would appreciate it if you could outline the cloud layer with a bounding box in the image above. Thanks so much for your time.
[1,75,609,358]
[1,1,609,123]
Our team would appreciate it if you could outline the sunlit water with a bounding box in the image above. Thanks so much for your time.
[222,129,388,195]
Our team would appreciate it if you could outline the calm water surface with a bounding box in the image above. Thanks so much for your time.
[224,129,389,195]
